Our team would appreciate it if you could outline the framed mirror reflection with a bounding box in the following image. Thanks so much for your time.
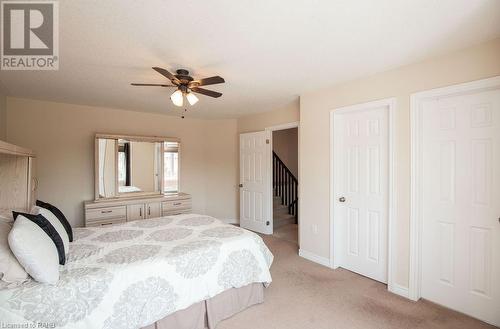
[95,134,180,201]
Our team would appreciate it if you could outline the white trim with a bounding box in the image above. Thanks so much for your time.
[299,249,331,268]
[265,121,300,239]
[389,283,410,299]
[329,97,397,289]
[409,75,500,302]
[387,99,398,294]
[265,121,299,131]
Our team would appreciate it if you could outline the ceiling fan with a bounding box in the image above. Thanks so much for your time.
[131,67,225,107]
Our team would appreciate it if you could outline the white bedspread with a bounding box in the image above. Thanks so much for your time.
[0,214,273,329]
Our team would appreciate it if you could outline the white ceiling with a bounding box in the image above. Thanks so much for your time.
[1,0,499,118]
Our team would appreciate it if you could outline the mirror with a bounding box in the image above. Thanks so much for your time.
[95,134,178,200]
[97,138,117,198]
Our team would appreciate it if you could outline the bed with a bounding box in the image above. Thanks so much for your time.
[0,213,273,329]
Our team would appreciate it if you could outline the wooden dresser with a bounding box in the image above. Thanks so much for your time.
[84,193,191,227]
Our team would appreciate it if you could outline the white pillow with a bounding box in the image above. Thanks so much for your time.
[34,206,69,255]
[8,215,59,284]
[0,221,28,284]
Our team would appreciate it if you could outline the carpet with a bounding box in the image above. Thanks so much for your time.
[217,235,496,329]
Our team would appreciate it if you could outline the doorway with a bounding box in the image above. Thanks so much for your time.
[267,123,299,245]
[239,122,300,242]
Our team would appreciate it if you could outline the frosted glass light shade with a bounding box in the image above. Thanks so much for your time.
[170,89,183,107]
[186,92,199,106]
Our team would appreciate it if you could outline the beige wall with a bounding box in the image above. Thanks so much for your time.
[0,93,6,140]
[203,120,239,220]
[299,38,500,289]
[5,98,238,227]
[273,128,298,177]
[237,99,299,133]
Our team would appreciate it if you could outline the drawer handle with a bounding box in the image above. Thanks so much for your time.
[173,202,182,206]
[101,210,113,214]
[101,222,113,226]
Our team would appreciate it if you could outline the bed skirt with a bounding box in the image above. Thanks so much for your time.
[141,283,264,329]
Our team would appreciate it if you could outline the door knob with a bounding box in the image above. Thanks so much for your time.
[339,197,346,202]
[239,184,243,188]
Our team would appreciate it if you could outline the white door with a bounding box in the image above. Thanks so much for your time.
[334,105,389,283]
[240,131,272,234]
[421,89,500,325]
[146,202,161,219]
[126,204,145,221]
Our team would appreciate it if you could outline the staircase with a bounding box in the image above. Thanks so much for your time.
[273,196,295,228]
[273,151,298,227]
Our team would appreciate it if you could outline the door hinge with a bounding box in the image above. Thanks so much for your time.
[266,221,270,226]
[266,139,270,144]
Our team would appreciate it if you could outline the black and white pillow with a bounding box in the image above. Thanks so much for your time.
[12,212,66,265]
[36,200,73,242]
[34,207,70,256]
[8,213,62,284]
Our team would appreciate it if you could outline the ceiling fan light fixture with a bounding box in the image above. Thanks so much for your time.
[186,92,199,106]
[170,89,183,107]
[132,67,225,108]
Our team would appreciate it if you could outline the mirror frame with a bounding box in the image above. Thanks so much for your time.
[94,133,180,201]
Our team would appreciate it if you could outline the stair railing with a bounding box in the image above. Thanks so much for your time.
[272,151,298,222]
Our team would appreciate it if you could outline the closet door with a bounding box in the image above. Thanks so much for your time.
[127,204,145,221]
[420,89,500,326]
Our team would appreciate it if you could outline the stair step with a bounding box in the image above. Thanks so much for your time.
[273,199,286,205]
[274,206,290,216]
[273,196,294,206]
[273,213,295,228]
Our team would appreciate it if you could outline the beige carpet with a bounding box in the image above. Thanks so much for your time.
[272,223,298,244]
[218,235,496,329]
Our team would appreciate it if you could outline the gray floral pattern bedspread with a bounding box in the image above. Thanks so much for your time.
[0,214,273,329]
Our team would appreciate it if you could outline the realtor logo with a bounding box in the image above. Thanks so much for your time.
[1,0,59,70]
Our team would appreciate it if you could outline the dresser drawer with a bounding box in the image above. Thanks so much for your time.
[162,199,191,212]
[86,206,127,221]
[162,209,192,216]
[86,218,126,227]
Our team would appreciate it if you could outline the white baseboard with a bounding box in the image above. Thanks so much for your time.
[299,249,331,268]
[388,283,411,299]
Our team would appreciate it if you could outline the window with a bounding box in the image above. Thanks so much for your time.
[164,141,179,193]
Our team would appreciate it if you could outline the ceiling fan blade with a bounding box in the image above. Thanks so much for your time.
[131,83,176,87]
[189,76,225,87]
[191,87,222,98]
[152,67,180,84]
